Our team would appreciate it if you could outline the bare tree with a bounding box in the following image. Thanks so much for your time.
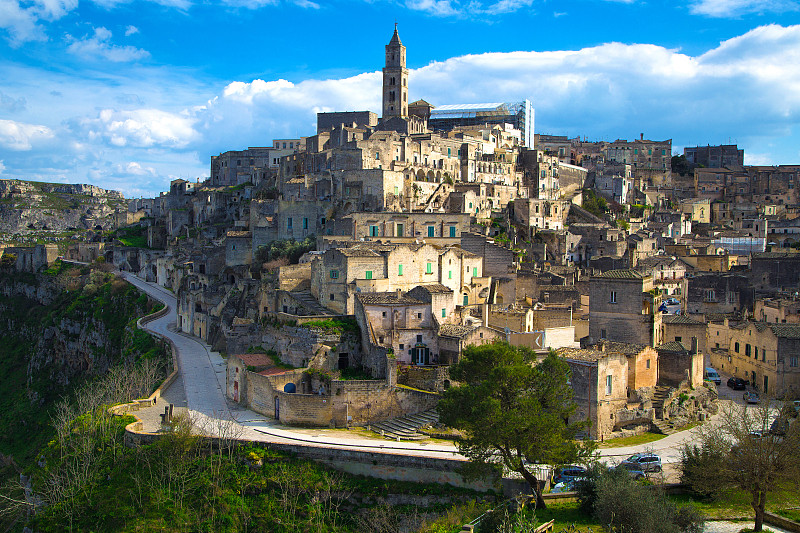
[681,398,800,531]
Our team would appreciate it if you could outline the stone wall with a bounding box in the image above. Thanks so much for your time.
[659,351,703,388]
[397,365,451,392]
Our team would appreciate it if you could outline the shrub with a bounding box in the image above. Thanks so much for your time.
[585,466,704,533]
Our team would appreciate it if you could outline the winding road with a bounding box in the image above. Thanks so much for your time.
[121,272,719,466]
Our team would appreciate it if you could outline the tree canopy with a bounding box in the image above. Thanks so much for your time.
[681,399,800,531]
[438,343,595,508]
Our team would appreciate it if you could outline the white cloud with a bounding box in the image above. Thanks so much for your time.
[690,0,799,17]
[0,119,54,150]
[0,0,80,46]
[405,0,461,16]
[67,27,150,62]
[115,161,157,176]
[483,0,535,14]
[77,108,199,148]
[5,23,800,197]
[124,25,139,36]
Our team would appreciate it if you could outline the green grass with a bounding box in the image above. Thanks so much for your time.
[533,501,600,532]
[339,366,374,380]
[598,432,667,448]
[669,484,800,520]
[777,508,800,522]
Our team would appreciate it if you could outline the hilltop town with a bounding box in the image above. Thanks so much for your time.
[4,27,799,443]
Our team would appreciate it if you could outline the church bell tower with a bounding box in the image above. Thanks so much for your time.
[382,25,408,119]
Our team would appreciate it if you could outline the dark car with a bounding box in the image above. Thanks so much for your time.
[615,463,646,480]
[551,465,588,485]
[727,377,747,390]
[770,417,790,436]
[744,391,760,404]
[620,453,662,473]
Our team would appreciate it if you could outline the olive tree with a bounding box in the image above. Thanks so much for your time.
[680,398,800,531]
[438,343,595,509]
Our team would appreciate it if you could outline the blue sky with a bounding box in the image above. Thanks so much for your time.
[1,0,799,197]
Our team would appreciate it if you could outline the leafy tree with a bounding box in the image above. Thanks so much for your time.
[680,399,800,531]
[585,466,704,533]
[582,189,608,218]
[438,344,594,509]
[671,154,693,176]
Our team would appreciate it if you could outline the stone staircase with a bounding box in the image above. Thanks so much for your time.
[650,418,676,435]
[290,290,332,316]
[650,385,676,435]
[369,409,439,441]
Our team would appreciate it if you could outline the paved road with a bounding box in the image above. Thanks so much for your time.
[121,273,737,466]
[122,273,464,460]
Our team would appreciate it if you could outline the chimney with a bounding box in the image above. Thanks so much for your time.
[396,289,402,299]
[640,133,644,141]
[691,336,698,354]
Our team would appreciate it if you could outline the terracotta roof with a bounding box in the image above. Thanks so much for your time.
[236,353,274,367]
[357,292,424,305]
[438,324,475,338]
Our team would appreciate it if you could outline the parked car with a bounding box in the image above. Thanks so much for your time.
[727,377,747,390]
[704,367,721,385]
[744,391,760,404]
[615,463,646,480]
[550,479,585,493]
[770,417,790,436]
[665,298,679,305]
[659,303,668,313]
[551,465,587,485]
[620,453,662,473]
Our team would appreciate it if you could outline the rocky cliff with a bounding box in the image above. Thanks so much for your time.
[0,263,166,460]
[0,179,127,236]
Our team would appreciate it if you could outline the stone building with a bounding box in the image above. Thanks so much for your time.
[661,314,707,356]
[588,269,663,347]
[567,224,628,266]
[604,136,672,187]
[750,252,800,293]
[321,211,470,245]
[685,273,752,317]
[755,297,800,324]
[656,340,704,389]
[721,322,800,397]
[513,198,570,234]
[310,242,483,314]
[355,291,439,366]
[558,342,658,440]
[684,144,744,168]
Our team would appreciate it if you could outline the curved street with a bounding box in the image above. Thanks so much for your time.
[122,272,722,466]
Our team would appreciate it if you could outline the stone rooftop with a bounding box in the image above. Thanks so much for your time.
[657,341,691,353]
[593,269,645,280]
[357,292,425,306]
[438,324,476,338]
[662,314,705,325]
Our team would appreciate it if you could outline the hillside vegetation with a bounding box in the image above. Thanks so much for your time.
[0,262,167,462]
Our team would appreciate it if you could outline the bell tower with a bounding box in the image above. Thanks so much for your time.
[382,24,408,119]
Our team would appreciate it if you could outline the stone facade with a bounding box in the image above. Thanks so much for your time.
[589,269,663,347]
